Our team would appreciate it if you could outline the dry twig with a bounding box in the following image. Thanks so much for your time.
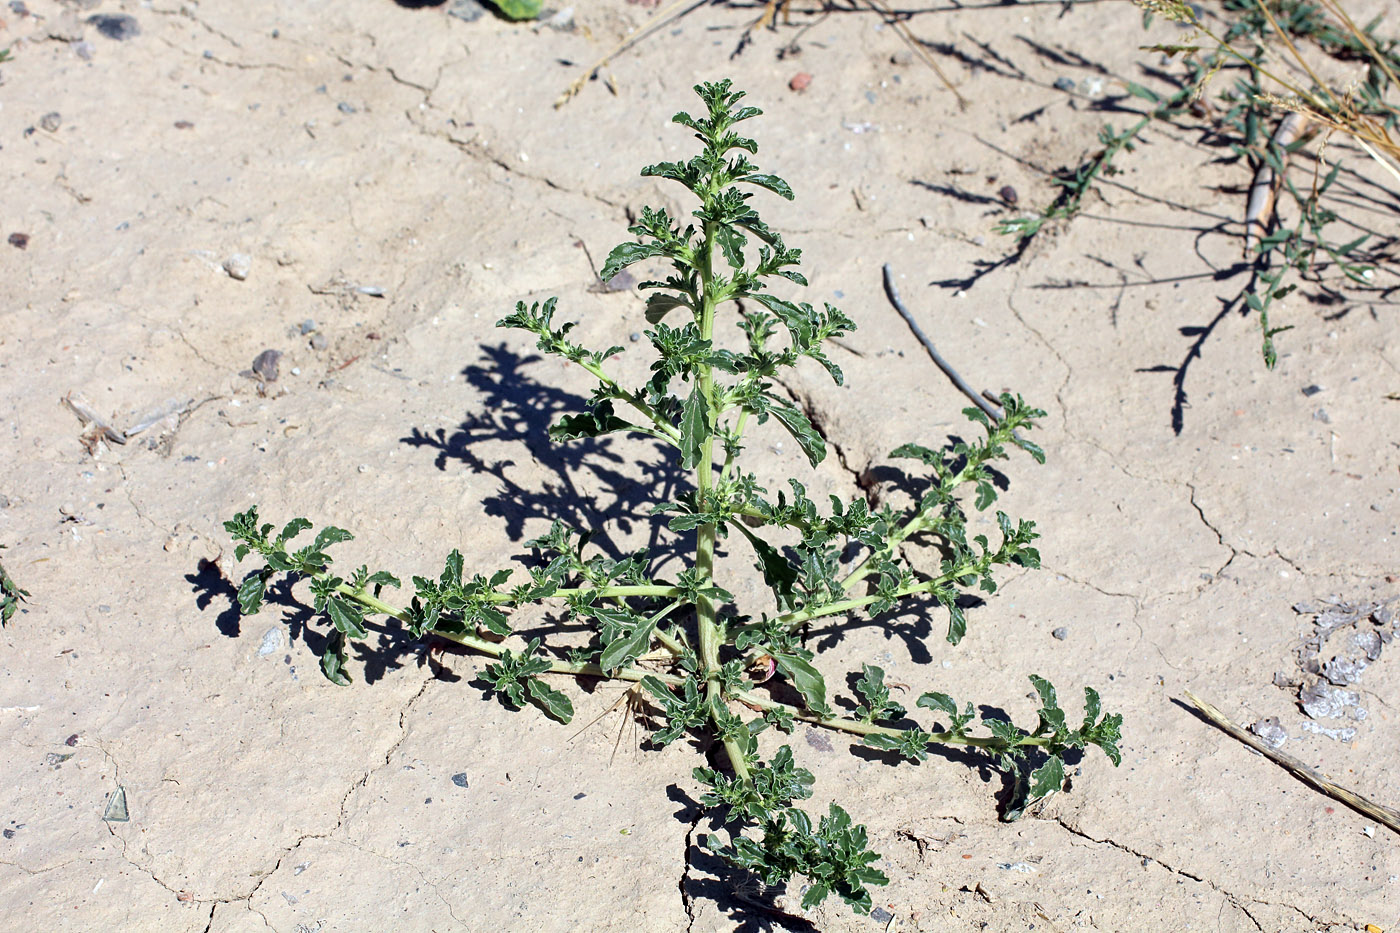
[1184,690,1400,836]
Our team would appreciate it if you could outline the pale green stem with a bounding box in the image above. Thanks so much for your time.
[576,357,682,444]
[734,688,1053,751]
[337,581,685,685]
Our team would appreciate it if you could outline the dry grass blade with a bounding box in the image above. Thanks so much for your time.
[1183,690,1400,836]
[862,0,967,110]
[554,0,698,109]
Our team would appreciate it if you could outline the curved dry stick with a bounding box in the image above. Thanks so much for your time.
[881,263,1003,423]
[1184,690,1400,836]
[1243,112,1308,255]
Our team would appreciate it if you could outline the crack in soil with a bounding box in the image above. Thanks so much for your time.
[1051,815,1337,930]
[680,806,702,931]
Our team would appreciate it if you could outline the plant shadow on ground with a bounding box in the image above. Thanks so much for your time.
[401,342,693,573]
[189,559,431,685]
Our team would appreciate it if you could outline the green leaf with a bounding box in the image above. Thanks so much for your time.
[551,402,634,441]
[599,619,656,673]
[237,572,268,615]
[320,630,352,686]
[645,293,691,325]
[527,678,574,723]
[490,0,542,20]
[601,241,666,281]
[916,692,956,716]
[278,518,312,544]
[741,173,794,199]
[734,524,798,609]
[766,401,825,466]
[313,526,354,551]
[679,382,710,470]
[772,652,831,717]
[1028,755,1065,800]
[715,225,746,270]
[325,597,368,640]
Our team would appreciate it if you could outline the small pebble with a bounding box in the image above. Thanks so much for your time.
[88,13,140,40]
[257,628,284,657]
[890,50,912,66]
[871,907,893,924]
[1052,627,1068,640]
[628,332,641,342]
[337,101,357,115]
[448,0,488,21]
[252,349,281,382]
[1313,408,1330,423]
[357,464,368,473]
[300,318,317,334]
[65,734,79,746]
[223,253,251,281]
[1301,384,1323,396]
[451,773,469,788]
[1053,76,1075,92]
[174,120,194,130]
[310,333,328,351]
[39,112,61,132]
[998,185,1018,205]
[8,232,28,250]
[789,72,812,92]
[544,7,574,30]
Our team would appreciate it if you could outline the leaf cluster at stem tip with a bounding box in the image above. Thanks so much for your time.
[223,80,1123,917]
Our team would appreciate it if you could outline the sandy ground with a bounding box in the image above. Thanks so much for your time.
[2,0,1399,930]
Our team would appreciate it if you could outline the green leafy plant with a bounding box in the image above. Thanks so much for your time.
[225,80,1121,915]
[0,546,28,627]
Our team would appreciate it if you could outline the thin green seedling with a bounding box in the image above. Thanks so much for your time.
[997,80,1196,242]
[226,81,1121,915]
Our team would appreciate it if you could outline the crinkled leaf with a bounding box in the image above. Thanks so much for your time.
[551,401,633,441]
[645,292,691,325]
[679,382,710,470]
[715,225,746,270]
[313,526,354,551]
[602,241,666,281]
[772,652,831,717]
[1029,755,1065,800]
[527,678,574,723]
[325,597,368,640]
[599,619,656,673]
[767,401,825,466]
[320,630,352,686]
[734,524,798,609]
[917,691,957,716]
[742,173,793,199]
[278,518,312,544]
[237,571,267,616]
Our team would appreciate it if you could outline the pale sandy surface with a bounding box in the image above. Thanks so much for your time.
[2,1,1399,931]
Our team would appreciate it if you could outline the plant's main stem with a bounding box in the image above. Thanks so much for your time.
[694,216,751,784]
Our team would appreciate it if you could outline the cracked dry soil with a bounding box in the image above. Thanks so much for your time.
[2,1,1399,931]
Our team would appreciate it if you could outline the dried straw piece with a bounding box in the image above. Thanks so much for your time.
[1184,690,1400,836]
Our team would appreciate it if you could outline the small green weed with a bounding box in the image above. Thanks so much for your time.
[226,81,1121,914]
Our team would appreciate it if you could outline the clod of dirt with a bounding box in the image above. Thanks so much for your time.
[39,112,62,133]
[251,349,282,382]
[789,72,812,93]
[88,13,140,41]
[8,232,28,250]
[223,253,252,281]
[999,185,1019,205]
[1299,680,1364,721]
[1247,717,1288,749]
